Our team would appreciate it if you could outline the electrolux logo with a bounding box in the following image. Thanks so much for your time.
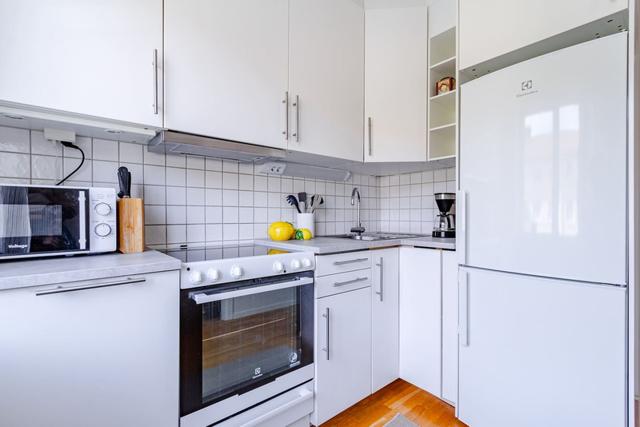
[517,79,538,98]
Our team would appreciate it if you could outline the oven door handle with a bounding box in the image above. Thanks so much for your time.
[190,277,314,305]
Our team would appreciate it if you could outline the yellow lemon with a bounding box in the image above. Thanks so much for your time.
[300,228,313,240]
[268,222,295,241]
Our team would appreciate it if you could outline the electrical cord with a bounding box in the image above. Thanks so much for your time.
[56,141,85,186]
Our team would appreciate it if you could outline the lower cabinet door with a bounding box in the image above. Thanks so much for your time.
[314,287,372,425]
[0,271,179,427]
[399,247,442,396]
[371,248,400,392]
[441,250,458,404]
[458,267,626,427]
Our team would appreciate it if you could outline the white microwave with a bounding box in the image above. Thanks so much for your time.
[0,184,117,260]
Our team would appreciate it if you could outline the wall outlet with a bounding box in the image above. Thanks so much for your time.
[259,162,287,175]
[44,127,76,143]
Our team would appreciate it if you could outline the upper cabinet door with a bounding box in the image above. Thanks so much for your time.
[459,0,628,71]
[164,0,289,149]
[288,0,364,162]
[0,0,163,127]
[364,0,428,163]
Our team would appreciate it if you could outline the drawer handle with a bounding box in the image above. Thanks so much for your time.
[333,258,368,266]
[35,277,146,296]
[334,277,368,287]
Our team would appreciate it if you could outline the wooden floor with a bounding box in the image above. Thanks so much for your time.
[321,379,468,427]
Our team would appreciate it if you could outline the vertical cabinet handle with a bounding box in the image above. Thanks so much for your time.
[375,257,383,302]
[282,91,289,140]
[292,95,300,142]
[152,49,159,115]
[322,307,330,360]
[368,117,372,156]
[459,270,469,347]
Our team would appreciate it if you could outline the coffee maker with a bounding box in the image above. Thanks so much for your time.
[433,192,455,238]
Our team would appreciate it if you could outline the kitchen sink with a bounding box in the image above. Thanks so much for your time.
[331,233,422,241]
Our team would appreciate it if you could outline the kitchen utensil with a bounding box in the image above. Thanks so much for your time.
[286,195,301,213]
[117,166,131,198]
[298,192,307,212]
[310,195,324,213]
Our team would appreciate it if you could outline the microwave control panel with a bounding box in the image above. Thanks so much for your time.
[89,187,117,252]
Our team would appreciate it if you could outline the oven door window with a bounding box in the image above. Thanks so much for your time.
[194,279,313,408]
[0,186,88,256]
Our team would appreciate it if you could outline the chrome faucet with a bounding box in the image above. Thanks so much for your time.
[350,187,365,235]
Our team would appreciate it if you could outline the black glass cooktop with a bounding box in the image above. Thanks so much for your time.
[160,244,279,263]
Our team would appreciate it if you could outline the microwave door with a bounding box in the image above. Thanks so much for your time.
[0,186,89,257]
[0,187,31,255]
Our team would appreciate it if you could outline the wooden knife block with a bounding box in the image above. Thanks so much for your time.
[117,198,145,253]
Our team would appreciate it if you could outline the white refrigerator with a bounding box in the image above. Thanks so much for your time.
[458,32,628,426]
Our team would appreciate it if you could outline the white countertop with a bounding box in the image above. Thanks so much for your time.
[0,250,181,291]
[254,235,456,254]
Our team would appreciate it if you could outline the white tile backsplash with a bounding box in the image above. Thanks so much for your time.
[376,168,456,234]
[0,125,452,247]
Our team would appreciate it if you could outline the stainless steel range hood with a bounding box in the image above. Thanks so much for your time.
[148,130,286,162]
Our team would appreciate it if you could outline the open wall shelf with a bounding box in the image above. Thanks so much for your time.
[427,25,457,161]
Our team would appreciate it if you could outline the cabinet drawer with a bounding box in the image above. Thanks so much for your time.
[315,252,372,277]
[316,270,371,298]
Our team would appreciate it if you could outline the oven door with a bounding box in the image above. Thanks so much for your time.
[180,272,314,419]
[0,185,89,258]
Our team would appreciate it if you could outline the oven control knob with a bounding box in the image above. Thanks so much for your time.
[272,261,284,273]
[290,259,301,270]
[94,202,111,216]
[206,268,220,281]
[189,270,203,284]
[301,258,312,268]
[230,265,243,279]
[94,223,112,237]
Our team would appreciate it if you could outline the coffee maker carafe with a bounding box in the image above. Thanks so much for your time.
[433,193,455,238]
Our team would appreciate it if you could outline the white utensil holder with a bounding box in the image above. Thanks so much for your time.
[296,213,315,236]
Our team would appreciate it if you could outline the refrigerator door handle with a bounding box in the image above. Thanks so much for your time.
[459,269,469,347]
[457,190,466,265]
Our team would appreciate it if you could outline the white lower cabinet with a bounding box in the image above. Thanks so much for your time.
[371,248,400,392]
[441,250,458,404]
[314,286,372,425]
[0,270,180,427]
[398,247,442,396]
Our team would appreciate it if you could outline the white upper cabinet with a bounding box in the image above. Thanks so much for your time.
[364,0,428,162]
[459,0,628,71]
[164,0,289,149]
[288,0,364,161]
[0,0,163,127]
